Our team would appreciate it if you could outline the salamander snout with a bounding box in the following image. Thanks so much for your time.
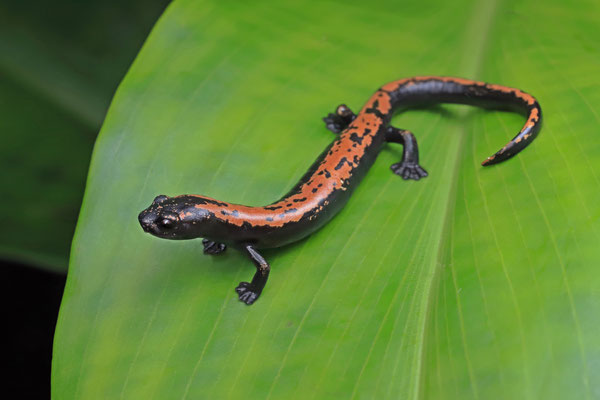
[138,208,178,233]
[138,197,181,238]
[138,195,208,240]
[138,195,217,240]
[138,193,172,232]
[138,209,156,233]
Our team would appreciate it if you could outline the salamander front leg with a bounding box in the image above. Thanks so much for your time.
[323,104,356,133]
[235,244,270,305]
[202,238,226,255]
[387,127,428,180]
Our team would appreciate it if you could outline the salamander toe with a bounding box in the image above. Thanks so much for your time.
[202,239,227,255]
[322,113,345,133]
[390,162,428,181]
[236,282,259,305]
[322,104,356,134]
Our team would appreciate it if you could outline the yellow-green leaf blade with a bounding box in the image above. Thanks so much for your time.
[52,0,600,399]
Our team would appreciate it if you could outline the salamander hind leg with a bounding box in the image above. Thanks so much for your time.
[235,244,270,305]
[202,238,226,255]
[386,127,428,180]
[322,104,356,133]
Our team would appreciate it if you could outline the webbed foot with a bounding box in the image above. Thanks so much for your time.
[235,282,259,305]
[391,162,428,180]
[202,239,226,255]
[323,104,356,133]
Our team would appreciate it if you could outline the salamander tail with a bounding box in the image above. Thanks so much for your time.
[481,102,542,166]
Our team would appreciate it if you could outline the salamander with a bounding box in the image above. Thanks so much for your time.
[138,76,542,305]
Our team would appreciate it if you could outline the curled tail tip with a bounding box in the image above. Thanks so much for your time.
[481,154,502,166]
[481,147,511,166]
[482,144,519,166]
[481,157,494,166]
[482,130,537,166]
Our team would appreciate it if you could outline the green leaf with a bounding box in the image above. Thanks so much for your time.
[53,0,600,398]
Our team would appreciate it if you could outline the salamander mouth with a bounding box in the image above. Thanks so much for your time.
[138,209,166,236]
[140,221,159,235]
[139,219,177,238]
[138,209,152,229]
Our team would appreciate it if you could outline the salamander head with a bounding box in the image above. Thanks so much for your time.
[138,194,209,240]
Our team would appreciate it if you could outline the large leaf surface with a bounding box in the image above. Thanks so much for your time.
[53,0,600,398]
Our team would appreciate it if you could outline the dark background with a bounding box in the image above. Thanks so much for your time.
[1,0,170,397]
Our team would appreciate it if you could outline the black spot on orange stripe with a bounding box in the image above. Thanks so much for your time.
[334,157,349,170]
[365,100,385,118]
[350,132,363,145]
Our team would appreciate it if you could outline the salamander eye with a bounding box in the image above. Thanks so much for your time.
[158,218,174,228]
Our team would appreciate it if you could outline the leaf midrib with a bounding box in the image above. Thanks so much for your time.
[412,0,499,398]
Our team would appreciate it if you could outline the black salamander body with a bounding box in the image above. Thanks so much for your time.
[138,76,542,305]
